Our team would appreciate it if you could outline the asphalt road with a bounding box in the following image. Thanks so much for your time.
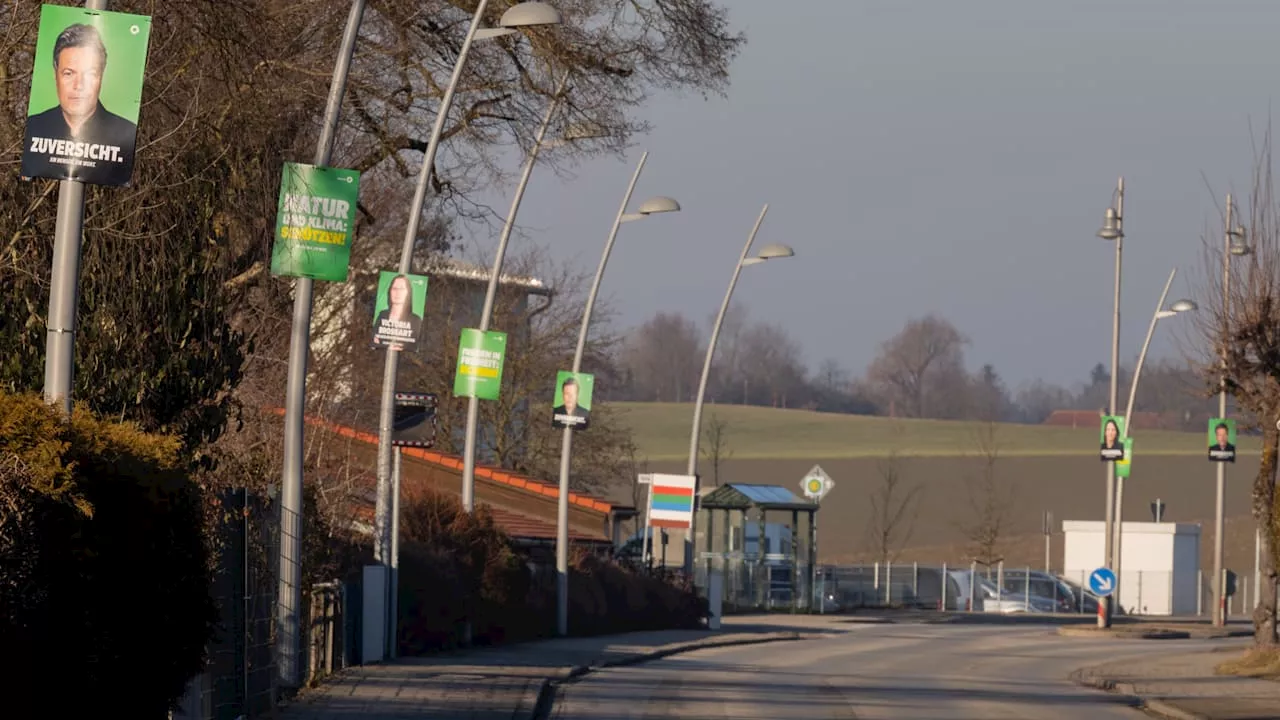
[550,621,1237,719]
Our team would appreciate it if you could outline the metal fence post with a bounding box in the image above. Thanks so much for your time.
[1197,570,1203,616]
[885,560,892,605]
[873,561,880,591]
[968,561,976,612]
[941,563,948,611]
[913,562,919,600]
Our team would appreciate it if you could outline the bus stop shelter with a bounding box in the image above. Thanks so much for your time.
[697,483,818,612]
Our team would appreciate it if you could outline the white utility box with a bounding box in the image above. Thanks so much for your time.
[1062,520,1201,616]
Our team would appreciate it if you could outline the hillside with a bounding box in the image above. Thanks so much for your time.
[604,401,1258,461]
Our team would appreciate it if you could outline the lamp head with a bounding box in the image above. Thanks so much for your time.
[755,243,794,260]
[1097,207,1122,240]
[1169,299,1198,313]
[499,2,563,27]
[636,196,681,215]
[1230,236,1252,256]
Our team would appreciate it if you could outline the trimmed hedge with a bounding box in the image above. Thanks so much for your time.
[395,489,704,654]
[0,391,214,715]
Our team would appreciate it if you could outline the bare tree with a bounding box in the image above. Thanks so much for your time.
[738,322,806,407]
[700,413,733,487]
[620,312,704,402]
[865,448,921,566]
[865,315,969,418]
[957,419,1016,568]
[1187,134,1280,648]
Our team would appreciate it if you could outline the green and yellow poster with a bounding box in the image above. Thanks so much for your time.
[552,371,593,430]
[453,329,506,400]
[1116,438,1133,478]
[22,4,152,186]
[272,163,361,281]
[1099,415,1125,461]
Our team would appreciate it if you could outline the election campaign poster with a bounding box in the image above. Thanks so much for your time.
[22,4,152,186]
[371,271,427,349]
[1208,417,1237,463]
[453,329,506,400]
[271,163,361,281]
[552,371,593,430]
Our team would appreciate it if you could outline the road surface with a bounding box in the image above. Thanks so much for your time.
[551,621,1236,719]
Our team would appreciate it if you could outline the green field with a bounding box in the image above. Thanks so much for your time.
[604,402,1258,461]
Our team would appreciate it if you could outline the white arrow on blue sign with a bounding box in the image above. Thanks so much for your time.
[1088,567,1117,597]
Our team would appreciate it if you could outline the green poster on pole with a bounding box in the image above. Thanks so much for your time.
[1207,417,1237,463]
[1099,415,1125,461]
[453,329,507,400]
[271,162,361,281]
[1116,438,1133,478]
[552,370,594,430]
[22,4,153,186]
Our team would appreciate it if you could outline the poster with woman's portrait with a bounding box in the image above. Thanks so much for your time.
[372,270,427,349]
[1099,415,1125,461]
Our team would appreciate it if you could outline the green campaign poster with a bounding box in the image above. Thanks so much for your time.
[1116,438,1133,478]
[1099,415,1125,461]
[552,371,594,430]
[453,329,507,400]
[371,270,427,348]
[271,163,361,281]
[22,4,152,186]
[1208,417,1237,463]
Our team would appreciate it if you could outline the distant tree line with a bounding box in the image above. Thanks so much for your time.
[607,306,1225,429]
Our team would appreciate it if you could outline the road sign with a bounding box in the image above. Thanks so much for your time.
[800,464,833,500]
[1088,567,1117,597]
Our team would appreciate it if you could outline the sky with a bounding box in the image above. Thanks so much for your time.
[465,0,1280,391]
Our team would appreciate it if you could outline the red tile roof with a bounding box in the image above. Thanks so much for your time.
[270,409,614,515]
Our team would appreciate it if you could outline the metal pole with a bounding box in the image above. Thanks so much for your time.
[1100,177,1123,628]
[684,204,770,574]
[1113,266,1177,607]
[375,0,492,563]
[43,0,113,413]
[388,448,401,659]
[1256,527,1263,611]
[276,0,366,687]
[555,151,648,636]
[454,57,566,521]
[1213,195,1234,627]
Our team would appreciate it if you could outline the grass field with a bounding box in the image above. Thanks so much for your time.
[605,402,1259,461]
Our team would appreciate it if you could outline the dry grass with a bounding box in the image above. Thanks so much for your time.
[607,402,1260,461]
[1216,648,1280,680]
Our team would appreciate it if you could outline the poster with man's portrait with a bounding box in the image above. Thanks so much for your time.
[372,270,427,349]
[1099,415,1125,461]
[1207,417,1237,463]
[552,371,593,430]
[21,5,152,187]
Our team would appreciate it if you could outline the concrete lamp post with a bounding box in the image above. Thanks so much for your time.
[1095,177,1124,629]
[368,0,562,661]
[684,205,794,575]
[1112,266,1196,607]
[555,151,680,637]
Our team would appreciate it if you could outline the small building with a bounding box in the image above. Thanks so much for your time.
[694,483,819,612]
[1062,520,1201,616]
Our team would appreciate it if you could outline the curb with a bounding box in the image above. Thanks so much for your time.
[1057,626,1189,640]
[529,631,812,719]
[1141,698,1212,720]
[1066,668,1145,709]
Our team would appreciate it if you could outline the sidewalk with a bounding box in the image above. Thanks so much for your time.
[1073,646,1280,720]
[278,617,835,719]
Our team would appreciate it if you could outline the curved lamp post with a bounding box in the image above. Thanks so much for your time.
[1214,195,1249,626]
[368,0,561,660]
[555,151,680,636]
[1112,267,1196,605]
[374,0,562,559]
[1095,177,1124,628]
[684,205,794,574]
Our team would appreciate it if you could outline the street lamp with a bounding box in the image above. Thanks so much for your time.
[555,150,680,637]
[1214,194,1249,626]
[684,205,794,574]
[1095,176,1124,629]
[368,0,561,658]
[1112,266,1196,606]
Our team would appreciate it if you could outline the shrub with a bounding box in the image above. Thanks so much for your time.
[393,488,705,654]
[0,391,215,716]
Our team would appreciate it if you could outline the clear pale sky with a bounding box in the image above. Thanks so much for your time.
[466,0,1279,390]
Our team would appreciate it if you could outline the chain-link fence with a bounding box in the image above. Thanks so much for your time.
[818,562,1274,618]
